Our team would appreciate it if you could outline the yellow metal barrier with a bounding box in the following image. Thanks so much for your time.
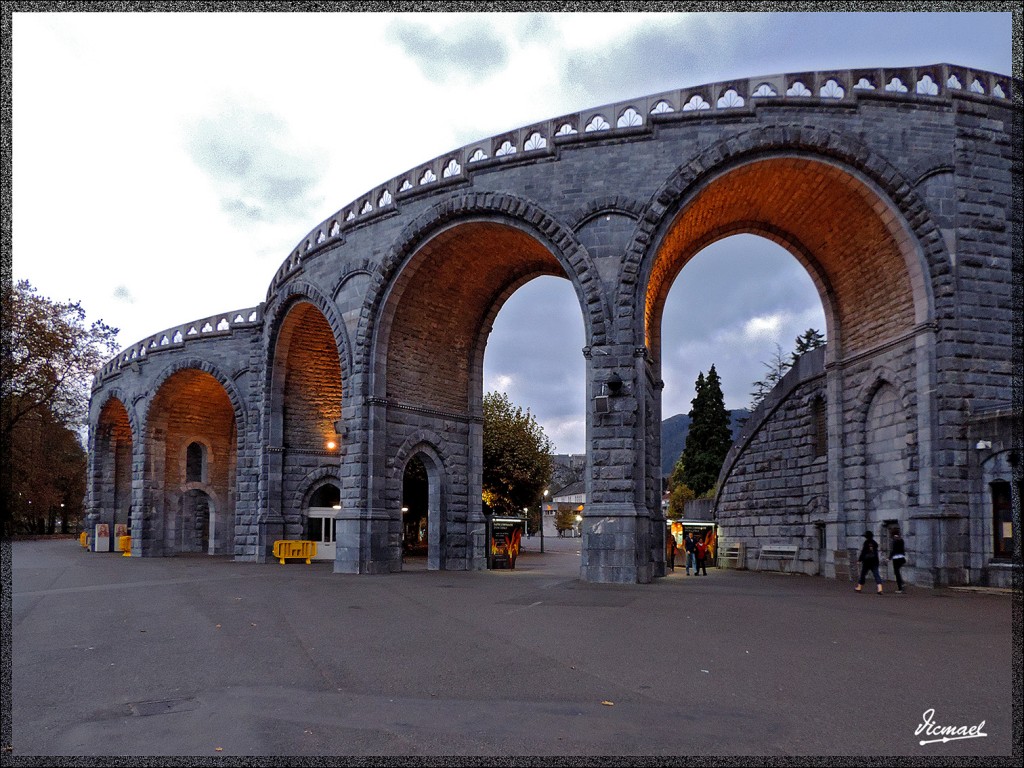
[79,532,88,548]
[273,539,317,564]
[119,536,132,557]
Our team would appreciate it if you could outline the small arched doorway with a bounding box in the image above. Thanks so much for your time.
[401,451,444,570]
[305,483,341,562]
[173,489,213,554]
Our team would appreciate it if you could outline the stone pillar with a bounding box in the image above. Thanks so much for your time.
[333,506,392,574]
[466,417,488,571]
[580,344,655,584]
[332,396,397,574]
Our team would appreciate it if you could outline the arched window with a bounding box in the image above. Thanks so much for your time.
[310,483,340,508]
[185,442,207,483]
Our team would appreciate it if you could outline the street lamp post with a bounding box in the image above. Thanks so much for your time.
[541,489,548,553]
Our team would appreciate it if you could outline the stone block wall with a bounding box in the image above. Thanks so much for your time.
[716,348,829,575]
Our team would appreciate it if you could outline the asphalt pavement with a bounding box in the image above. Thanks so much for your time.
[5,535,1018,758]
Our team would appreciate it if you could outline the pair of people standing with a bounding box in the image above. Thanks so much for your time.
[684,532,708,576]
[856,529,907,594]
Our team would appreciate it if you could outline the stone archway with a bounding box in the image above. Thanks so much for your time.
[353,211,601,575]
[265,299,345,555]
[144,369,237,557]
[92,396,134,541]
[640,149,937,580]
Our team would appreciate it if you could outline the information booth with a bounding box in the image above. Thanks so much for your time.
[305,508,338,562]
[669,520,718,566]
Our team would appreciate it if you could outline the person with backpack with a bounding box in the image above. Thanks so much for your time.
[856,530,883,593]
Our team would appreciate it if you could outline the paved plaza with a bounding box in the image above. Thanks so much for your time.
[6,537,1017,758]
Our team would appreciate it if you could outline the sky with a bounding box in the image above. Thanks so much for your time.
[11,9,1014,455]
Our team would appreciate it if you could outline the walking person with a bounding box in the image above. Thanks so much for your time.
[890,529,907,593]
[856,530,883,594]
[694,536,708,576]
[684,532,696,575]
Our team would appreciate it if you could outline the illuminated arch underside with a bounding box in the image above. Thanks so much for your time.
[385,222,566,414]
[646,157,916,360]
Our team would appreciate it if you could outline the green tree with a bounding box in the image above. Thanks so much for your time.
[791,327,826,365]
[749,343,790,411]
[666,455,694,519]
[1,280,119,536]
[482,391,553,518]
[678,365,732,498]
[555,508,579,536]
[2,280,119,437]
[9,405,87,535]
[749,329,826,411]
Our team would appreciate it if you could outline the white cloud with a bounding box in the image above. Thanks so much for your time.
[742,313,785,342]
[485,373,517,396]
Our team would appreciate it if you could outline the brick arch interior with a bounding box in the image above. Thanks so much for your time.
[94,397,133,530]
[146,369,237,555]
[645,156,920,364]
[379,221,569,414]
[267,301,344,538]
[271,301,343,451]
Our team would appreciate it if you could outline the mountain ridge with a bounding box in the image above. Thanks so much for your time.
[661,409,749,477]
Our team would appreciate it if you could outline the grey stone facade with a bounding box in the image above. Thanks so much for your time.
[87,64,1019,586]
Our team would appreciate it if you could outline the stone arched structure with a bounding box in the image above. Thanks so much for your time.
[88,64,1018,586]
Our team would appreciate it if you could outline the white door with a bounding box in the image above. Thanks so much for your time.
[306,507,337,562]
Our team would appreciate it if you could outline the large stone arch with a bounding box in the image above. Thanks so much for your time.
[144,358,249,435]
[359,191,612,378]
[87,391,138,543]
[140,363,242,556]
[263,281,353,391]
[336,192,611,575]
[634,127,954,582]
[259,289,347,560]
[627,124,949,355]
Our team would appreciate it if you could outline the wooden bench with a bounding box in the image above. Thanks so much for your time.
[720,543,746,569]
[756,544,799,572]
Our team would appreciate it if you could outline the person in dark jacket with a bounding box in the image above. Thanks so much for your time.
[890,529,907,593]
[684,532,696,575]
[856,530,883,594]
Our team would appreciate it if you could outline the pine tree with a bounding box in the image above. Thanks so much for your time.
[749,343,790,411]
[679,365,732,497]
[791,328,826,365]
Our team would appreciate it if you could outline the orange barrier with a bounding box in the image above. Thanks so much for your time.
[79,532,88,548]
[272,539,317,564]
[119,536,132,557]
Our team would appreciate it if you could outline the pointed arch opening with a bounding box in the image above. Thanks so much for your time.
[146,369,237,556]
[376,218,590,572]
[94,397,134,539]
[270,300,345,541]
